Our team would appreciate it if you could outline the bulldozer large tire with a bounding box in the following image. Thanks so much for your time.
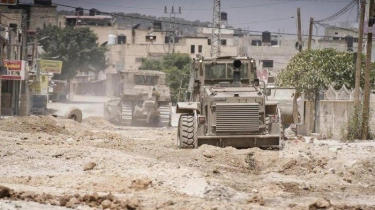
[177,114,196,149]
[64,107,82,123]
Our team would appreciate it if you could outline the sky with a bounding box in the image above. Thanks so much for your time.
[21,0,359,36]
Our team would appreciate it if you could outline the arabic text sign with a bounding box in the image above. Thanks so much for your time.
[2,60,26,80]
[39,59,63,74]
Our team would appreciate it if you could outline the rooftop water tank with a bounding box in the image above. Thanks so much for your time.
[221,12,227,21]
[89,8,100,16]
[118,34,126,44]
[75,7,84,16]
[108,34,117,45]
[262,31,271,43]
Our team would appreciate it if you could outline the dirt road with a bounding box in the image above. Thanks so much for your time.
[0,115,375,209]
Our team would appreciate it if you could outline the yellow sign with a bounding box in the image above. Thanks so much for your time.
[39,59,63,74]
[30,75,49,94]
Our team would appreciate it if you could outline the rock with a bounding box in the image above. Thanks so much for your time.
[83,162,97,171]
[101,199,112,209]
[203,150,213,158]
[309,138,314,144]
[66,197,80,208]
[52,153,64,158]
[20,191,36,200]
[34,194,46,204]
[282,160,297,171]
[0,186,11,198]
[344,178,352,183]
[248,196,265,206]
[59,195,71,206]
[213,169,220,174]
[49,199,60,206]
[130,179,152,190]
[66,137,74,142]
[309,198,331,209]
[252,189,259,193]
[127,197,140,209]
[328,168,336,174]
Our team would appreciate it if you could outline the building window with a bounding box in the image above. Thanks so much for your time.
[198,45,202,53]
[208,39,211,45]
[251,40,262,46]
[191,45,195,54]
[221,39,227,46]
[262,60,273,68]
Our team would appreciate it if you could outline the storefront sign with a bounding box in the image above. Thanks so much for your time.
[39,59,63,74]
[1,60,26,80]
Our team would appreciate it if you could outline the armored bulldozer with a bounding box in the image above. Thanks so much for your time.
[176,56,285,149]
[104,70,172,126]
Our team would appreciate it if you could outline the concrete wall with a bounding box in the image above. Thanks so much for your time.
[29,6,57,30]
[105,36,238,71]
[320,95,375,140]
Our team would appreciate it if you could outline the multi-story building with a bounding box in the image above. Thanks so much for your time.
[0,0,58,116]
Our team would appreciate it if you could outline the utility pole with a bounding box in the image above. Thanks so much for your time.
[362,0,374,140]
[297,8,302,52]
[354,0,365,108]
[308,17,314,50]
[211,0,221,57]
[164,6,181,54]
[293,7,303,126]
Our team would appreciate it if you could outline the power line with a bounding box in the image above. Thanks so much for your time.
[185,0,196,16]
[231,16,294,26]
[57,0,161,10]
[47,2,352,39]
[315,0,357,23]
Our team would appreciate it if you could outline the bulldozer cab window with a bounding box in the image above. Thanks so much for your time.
[205,63,227,80]
[135,75,157,85]
[226,63,249,79]
[241,63,249,79]
[204,61,250,80]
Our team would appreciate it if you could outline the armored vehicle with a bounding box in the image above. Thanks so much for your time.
[176,56,284,149]
[104,70,172,126]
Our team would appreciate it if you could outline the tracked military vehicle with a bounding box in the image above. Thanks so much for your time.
[104,70,172,127]
[176,56,284,149]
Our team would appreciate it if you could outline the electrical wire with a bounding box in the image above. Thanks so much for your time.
[56,0,161,10]
[34,2,353,39]
[231,16,294,26]
[315,0,357,23]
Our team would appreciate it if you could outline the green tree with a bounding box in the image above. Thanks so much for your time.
[277,48,375,138]
[276,48,362,93]
[36,25,107,80]
[139,54,191,102]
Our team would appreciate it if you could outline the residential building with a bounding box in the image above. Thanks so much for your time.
[0,0,58,116]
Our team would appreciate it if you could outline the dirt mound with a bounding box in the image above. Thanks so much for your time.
[0,185,141,209]
[0,116,69,135]
[82,116,114,129]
